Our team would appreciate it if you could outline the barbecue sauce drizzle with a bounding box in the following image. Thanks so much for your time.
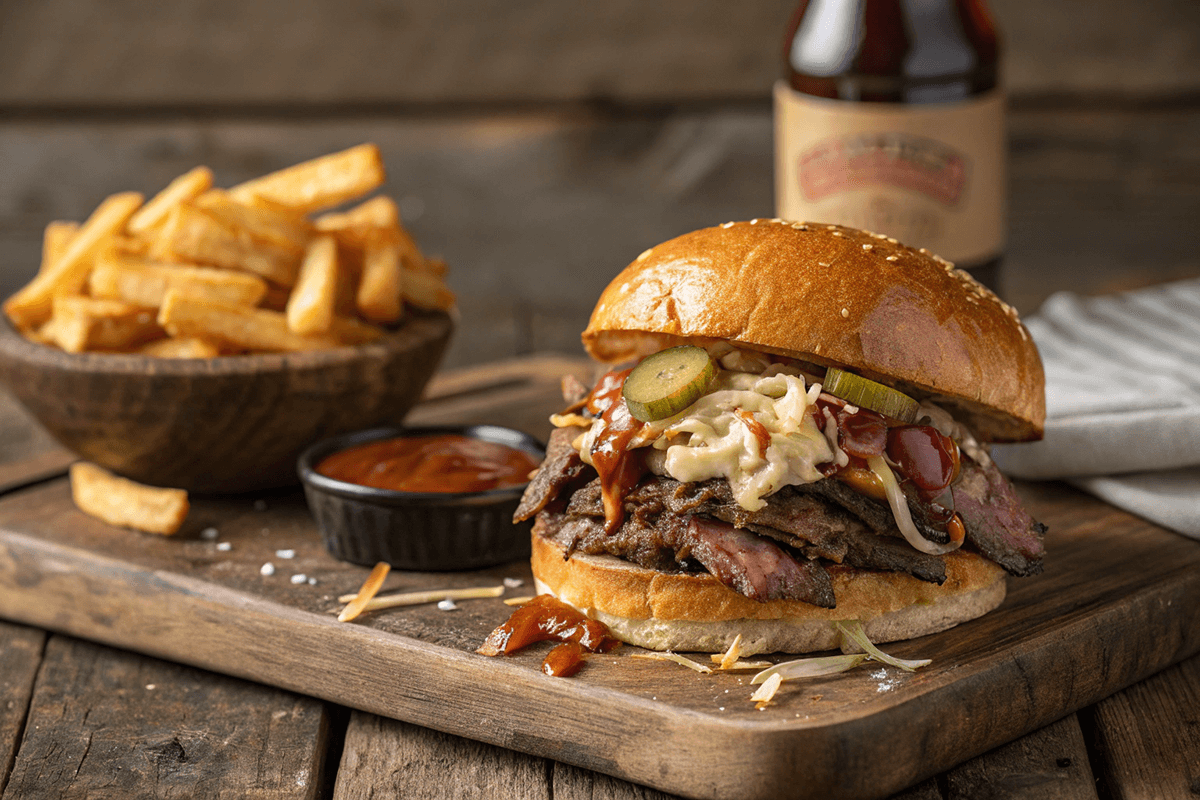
[585,368,648,534]
[477,595,619,677]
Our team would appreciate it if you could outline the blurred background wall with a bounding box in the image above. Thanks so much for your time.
[1,0,1198,368]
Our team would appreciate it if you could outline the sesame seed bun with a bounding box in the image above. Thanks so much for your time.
[531,523,1007,655]
[582,220,1045,442]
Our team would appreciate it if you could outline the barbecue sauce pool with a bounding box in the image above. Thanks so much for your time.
[477,595,619,677]
[316,434,539,494]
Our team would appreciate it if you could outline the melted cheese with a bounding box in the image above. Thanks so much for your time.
[578,361,832,512]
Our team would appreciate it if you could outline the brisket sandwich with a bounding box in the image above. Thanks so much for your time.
[515,220,1047,655]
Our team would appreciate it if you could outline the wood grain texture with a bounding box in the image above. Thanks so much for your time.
[0,355,1198,799]
[0,311,452,492]
[2,109,1197,370]
[334,712,551,800]
[942,714,1098,800]
[0,0,1196,106]
[1088,652,1200,800]
[2,635,330,800]
[0,621,44,796]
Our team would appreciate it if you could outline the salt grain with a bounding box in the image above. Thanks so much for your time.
[216,542,232,552]
[260,563,276,576]
[276,549,296,559]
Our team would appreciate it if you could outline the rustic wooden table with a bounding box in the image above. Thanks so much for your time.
[0,355,1198,800]
[1,3,1199,796]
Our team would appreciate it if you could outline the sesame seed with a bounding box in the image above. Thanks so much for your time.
[290,574,307,585]
[862,244,873,251]
[260,562,276,576]
[275,549,295,559]
[832,231,842,237]
[721,221,735,228]
[750,219,760,225]
[818,261,830,267]
[636,248,653,262]
[886,255,899,262]
[437,599,459,611]
[841,308,849,318]
[216,542,232,552]
[887,237,898,244]
[826,225,837,230]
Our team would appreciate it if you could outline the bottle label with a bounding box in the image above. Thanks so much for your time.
[774,81,1006,267]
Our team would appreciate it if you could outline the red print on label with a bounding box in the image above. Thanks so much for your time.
[798,133,968,207]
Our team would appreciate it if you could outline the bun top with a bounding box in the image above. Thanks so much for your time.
[582,220,1045,442]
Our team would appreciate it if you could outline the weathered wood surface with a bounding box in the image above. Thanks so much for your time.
[942,714,1098,800]
[2,108,1197,369]
[0,621,44,795]
[2,635,331,800]
[1088,654,1200,800]
[0,0,1196,106]
[0,354,1198,800]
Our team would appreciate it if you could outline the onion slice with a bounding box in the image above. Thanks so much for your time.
[750,653,868,685]
[337,561,391,622]
[867,455,961,556]
[835,621,932,672]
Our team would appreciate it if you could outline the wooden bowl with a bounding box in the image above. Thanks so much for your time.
[0,312,453,493]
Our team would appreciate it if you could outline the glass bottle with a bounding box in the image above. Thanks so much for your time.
[775,0,1005,291]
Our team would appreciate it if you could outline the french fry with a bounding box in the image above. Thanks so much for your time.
[401,267,456,311]
[138,336,222,359]
[70,462,189,535]
[356,238,404,323]
[228,143,386,214]
[153,203,300,286]
[196,189,314,253]
[286,234,339,335]
[3,192,143,330]
[38,221,79,275]
[314,195,399,235]
[330,314,385,346]
[127,166,213,234]
[45,295,162,353]
[159,290,347,352]
[89,251,268,309]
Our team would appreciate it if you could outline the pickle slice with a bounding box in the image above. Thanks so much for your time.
[823,367,919,423]
[623,345,717,422]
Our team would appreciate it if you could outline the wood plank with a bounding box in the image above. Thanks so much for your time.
[0,354,1197,799]
[2,635,331,800]
[0,0,1196,106]
[942,714,1099,800]
[333,712,551,800]
[1,109,1198,370]
[0,621,44,795]
[1088,651,1200,800]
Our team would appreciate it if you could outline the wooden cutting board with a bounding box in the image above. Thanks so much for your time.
[1,353,1198,800]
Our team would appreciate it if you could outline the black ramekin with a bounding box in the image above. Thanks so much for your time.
[297,425,544,570]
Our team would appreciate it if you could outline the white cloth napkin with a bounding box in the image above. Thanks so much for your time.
[991,278,1200,538]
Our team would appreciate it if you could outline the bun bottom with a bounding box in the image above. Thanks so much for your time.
[530,519,1007,655]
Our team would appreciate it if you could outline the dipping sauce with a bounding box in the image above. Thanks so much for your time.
[316,434,540,494]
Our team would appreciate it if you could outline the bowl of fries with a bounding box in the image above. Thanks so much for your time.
[0,144,458,493]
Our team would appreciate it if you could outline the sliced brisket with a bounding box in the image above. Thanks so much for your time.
[953,457,1046,576]
[514,424,592,522]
